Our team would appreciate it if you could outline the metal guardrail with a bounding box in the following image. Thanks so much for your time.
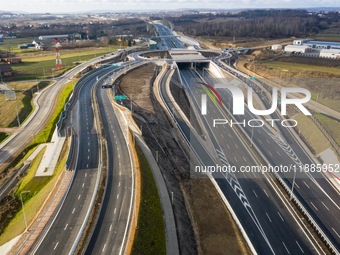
[69,72,105,255]
[65,129,77,170]
[157,67,258,254]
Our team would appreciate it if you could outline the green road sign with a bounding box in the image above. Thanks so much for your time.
[250,76,255,80]
[112,64,122,66]
[278,100,281,103]
[114,95,126,100]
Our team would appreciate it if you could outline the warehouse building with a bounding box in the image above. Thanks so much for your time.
[293,39,340,50]
[284,45,312,53]
[38,35,69,41]
[319,49,340,58]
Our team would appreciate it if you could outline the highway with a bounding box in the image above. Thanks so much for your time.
[84,71,133,255]
[0,53,120,173]
[152,23,186,49]
[160,67,318,254]
[32,67,115,255]
[210,60,340,252]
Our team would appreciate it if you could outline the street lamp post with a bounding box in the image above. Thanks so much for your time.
[20,190,31,231]
[290,168,297,200]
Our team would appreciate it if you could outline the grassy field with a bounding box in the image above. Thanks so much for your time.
[259,60,340,76]
[295,114,332,154]
[0,143,67,245]
[0,81,52,128]
[314,113,340,145]
[313,34,340,42]
[4,45,123,81]
[131,144,166,255]
[0,38,34,52]
[8,48,113,80]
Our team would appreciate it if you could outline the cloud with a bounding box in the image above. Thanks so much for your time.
[2,0,340,13]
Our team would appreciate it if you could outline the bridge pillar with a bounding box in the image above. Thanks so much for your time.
[190,62,194,69]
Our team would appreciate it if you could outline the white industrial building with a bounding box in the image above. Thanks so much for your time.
[38,35,69,41]
[293,39,340,50]
[284,45,312,53]
[319,49,340,58]
[271,44,283,50]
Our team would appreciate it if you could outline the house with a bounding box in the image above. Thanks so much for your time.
[133,37,143,43]
[4,33,16,39]
[32,39,44,49]
[5,58,22,64]
[0,65,14,76]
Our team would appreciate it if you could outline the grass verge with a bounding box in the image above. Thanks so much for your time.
[0,79,75,244]
[0,142,67,245]
[295,114,331,154]
[0,132,11,144]
[131,143,166,255]
[259,60,340,76]
[0,146,46,245]
[314,113,340,145]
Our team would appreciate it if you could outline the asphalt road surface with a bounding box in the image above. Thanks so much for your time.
[177,67,317,254]
[210,62,340,252]
[32,67,115,255]
[84,71,133,255]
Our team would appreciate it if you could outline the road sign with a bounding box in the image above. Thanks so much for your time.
[96,76,99,81]
[250,76,255,80]
[278,100,281,103]
[114,95,126,100]
[112,64,122,66]
[102,85,112,89]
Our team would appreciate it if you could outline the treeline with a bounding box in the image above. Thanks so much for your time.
[17,18,147,39]
[151,10,340,38]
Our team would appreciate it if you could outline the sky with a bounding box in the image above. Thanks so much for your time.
[1,0,339,13]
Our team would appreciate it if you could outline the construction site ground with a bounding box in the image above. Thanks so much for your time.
[118,64,251,254]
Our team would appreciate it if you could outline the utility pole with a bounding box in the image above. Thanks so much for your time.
[20,191,31,231]
[315,93,319,109]
[290,168,297,200]
[43,67,45,80]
